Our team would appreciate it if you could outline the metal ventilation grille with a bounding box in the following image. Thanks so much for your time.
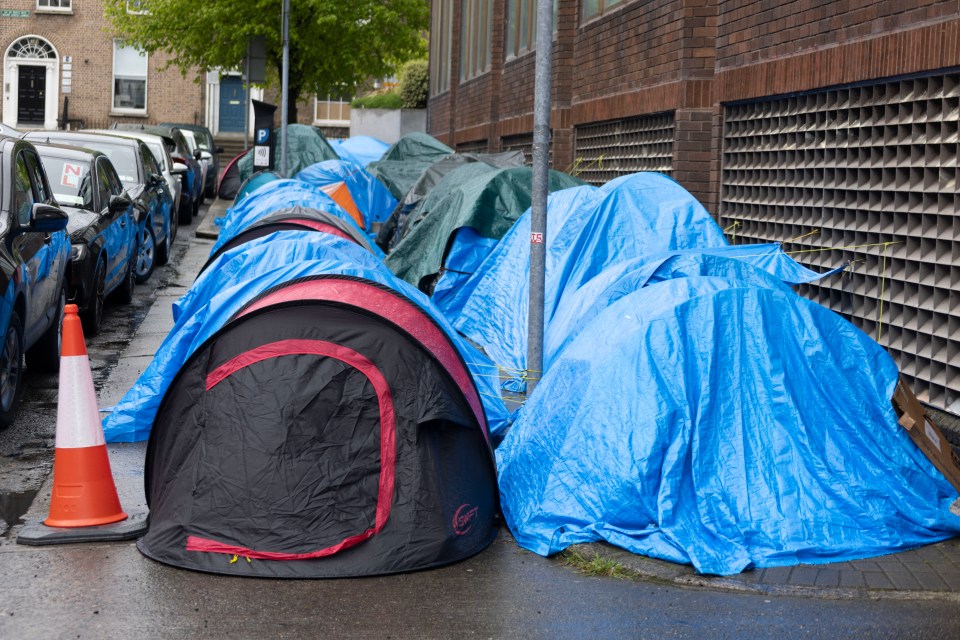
[456,139,488,154]
[573,113,675,185]
[502,133,534,164]
[721,71,960,413]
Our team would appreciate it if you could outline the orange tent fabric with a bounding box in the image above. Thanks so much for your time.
[319,182,364,229]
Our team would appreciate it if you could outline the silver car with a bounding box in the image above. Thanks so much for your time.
[84,129,185,222]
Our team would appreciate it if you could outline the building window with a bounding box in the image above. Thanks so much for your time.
[112,41,148,112]
[429,0,453,95]
[506,0,558,60]
[583,0,623,21]
[126,0,148,14]
[460,0,492,81]
[36,0,72,10]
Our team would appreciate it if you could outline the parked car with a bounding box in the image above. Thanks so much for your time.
[0,134,70,426]
[161,123,221,198]
[86,129,184,228]
[32,144,137,335]
[112,124,203,222]
[23,131,174,283]
[177,129,209,206]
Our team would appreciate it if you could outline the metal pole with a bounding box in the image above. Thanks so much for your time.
[243,40,250,151]
[280,0,290,176]
[526,0,553,396]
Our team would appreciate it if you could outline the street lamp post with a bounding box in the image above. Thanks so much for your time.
[280,0,290,176]
[527,0,554,396]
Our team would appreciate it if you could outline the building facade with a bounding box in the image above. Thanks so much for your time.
[1,1,206,130]
[1,2,338,138]
[428,0,960,413]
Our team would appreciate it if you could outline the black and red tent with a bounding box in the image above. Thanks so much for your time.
[138,274,498,578]
[198,206,379,276]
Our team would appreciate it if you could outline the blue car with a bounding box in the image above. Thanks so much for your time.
[32,144,138,336]
[24,131,175,284]
[0,134,70,427]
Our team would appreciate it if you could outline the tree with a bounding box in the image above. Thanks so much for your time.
[104,0,428,122]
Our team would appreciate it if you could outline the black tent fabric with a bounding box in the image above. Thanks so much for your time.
[138,275,498,578]
[217,152,246,200]
[198,206,379,276]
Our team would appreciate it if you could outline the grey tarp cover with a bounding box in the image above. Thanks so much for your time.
[384,166,583,290]
[237,124,339,181]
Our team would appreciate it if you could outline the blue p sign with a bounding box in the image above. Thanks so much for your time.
[256,128,270,144]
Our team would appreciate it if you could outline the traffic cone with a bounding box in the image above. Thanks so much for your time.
[44,304,127,528]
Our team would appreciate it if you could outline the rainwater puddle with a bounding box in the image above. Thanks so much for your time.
[0,489,38,527]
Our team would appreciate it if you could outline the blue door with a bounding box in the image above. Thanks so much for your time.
[219,76,246,133]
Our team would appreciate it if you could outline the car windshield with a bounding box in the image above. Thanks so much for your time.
[38,155,94,211]
[67,141,139,186]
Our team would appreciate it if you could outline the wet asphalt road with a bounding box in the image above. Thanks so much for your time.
[1,204,959,639]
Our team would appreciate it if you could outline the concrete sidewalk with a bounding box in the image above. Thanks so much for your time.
[16,195,959,604]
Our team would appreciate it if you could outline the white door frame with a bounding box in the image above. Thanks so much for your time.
[3,35,60,130]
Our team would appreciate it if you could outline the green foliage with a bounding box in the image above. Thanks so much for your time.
[103,0,429,117]
[398,59,428,109]
[562,549,638,580]
[351,92,404,109]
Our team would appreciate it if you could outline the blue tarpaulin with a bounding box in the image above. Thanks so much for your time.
[448,173,843,380]
[211,179,357,254]
[296,160,398,225]
[330,136,390,167]
[497,275,960,575]
[102,233,508,442]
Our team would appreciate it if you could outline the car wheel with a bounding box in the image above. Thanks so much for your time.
[81,259,106,337]
[156,220,171,267]
[25,285,65,373]
[0,310,25,428]
[177,196,192,225]
[115,252,136,305]
[135,223,156,284]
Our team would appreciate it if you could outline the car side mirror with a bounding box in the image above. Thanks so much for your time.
[193,149,203,160]
[171,162,188,175]
[215,146,224,154]
[199,150,213,162]
[29,203,68,232]
[150,173,164,185]
[108,194,132,214]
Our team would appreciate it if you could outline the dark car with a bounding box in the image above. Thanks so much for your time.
[0,134,70,426]
[32,144,137,335]
[112,124,203,223]
[24,131,175,284]
[161,123,221,199]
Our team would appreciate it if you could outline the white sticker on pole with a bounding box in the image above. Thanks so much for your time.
[61,163,84,189]
[530,232,544,244]
[253,145,270,168]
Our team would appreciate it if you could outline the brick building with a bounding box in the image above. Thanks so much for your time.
[0,1,207,130]
[428,0,960,413]
[0,1,344,138]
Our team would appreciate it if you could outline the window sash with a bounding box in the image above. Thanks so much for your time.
[37,0,71,10]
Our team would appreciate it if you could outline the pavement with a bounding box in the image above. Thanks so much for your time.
[5,197,960,617]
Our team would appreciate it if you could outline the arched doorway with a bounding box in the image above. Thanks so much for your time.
[3,35,60,130]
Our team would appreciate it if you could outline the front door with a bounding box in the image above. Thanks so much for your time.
[219,76,246,133]
[17,66,46,125]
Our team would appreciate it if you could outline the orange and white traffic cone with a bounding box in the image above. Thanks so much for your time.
[43,304,127,528]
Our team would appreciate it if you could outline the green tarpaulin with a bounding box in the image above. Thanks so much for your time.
[385,166,583,288]
[366,132,454,199]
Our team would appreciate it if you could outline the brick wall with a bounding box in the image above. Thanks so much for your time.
[0,1,204,128]
[716,1,960,101]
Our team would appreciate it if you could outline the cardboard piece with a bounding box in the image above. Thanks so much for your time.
[892,377,960,492]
